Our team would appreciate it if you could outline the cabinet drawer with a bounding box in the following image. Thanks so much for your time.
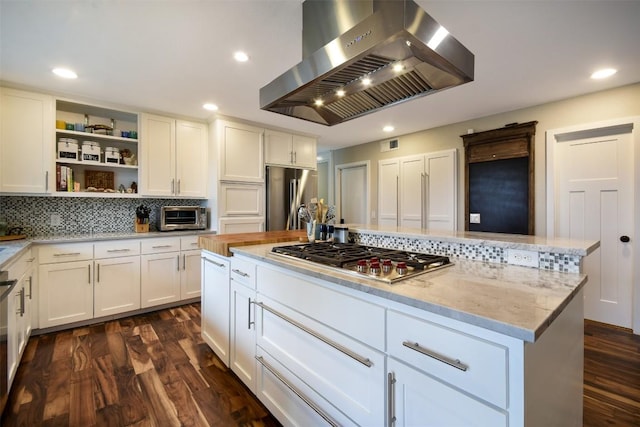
[467,138,529,163]
[141,237,180,254]
[257,265,385,350]
[387,310,508,408]
[230,256,256,289]
[39,243,93,264]
[94,240,140,259]
[180,235,200,251]
[7,249,34,279]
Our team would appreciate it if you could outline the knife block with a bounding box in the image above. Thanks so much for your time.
[135,218,149,233]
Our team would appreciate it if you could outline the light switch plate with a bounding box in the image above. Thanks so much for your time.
[470,213,481,224]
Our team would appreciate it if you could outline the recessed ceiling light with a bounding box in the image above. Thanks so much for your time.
[362,77,372,86]
[336,89,346,97]
[591,68,617,79]
[392,63,404,73]
[383,125,395,132]
[203,103,219,111]
[234,51,249,62]
[314,99,324,107]
[52,68,77,79]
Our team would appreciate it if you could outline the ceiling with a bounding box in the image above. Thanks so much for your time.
[1,1,639,152]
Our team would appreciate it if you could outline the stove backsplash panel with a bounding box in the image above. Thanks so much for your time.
[0,196,205,237]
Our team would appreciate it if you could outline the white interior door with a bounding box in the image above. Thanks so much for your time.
[338,163,367,224]
[425,149,457,231]
[554,130,633,328]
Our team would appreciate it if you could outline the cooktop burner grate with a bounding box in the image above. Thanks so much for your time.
[270,242,452,283]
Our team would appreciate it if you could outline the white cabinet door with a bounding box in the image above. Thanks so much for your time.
[140,113,176,196]
[180,249,201,299]
[201,252,230,365]
[38,260,94,328]
[218,121,264,182]
[219,183,264,216]
[292,134,316,169]
[425,149,457,231]
[388,358,507,427]
[140,252,181,308]
[400,155,426,229]
[0,88,53,193]
[94,255,141,317]
[264,129,293,166]
[7,281,22,388]
[218,217,264,234]
[378,158,400,226]
[230,279,256,391]
[176,120,207,197]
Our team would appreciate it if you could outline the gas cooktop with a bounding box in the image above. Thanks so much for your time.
[270,242,452,284]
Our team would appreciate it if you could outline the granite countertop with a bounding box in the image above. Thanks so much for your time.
[0,230,209,269]
[231,242,588,343]
[347,224,599,256]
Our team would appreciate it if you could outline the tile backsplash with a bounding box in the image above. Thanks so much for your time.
[0,196,206,237]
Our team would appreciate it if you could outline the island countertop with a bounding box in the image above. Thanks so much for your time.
[230,242,588,343]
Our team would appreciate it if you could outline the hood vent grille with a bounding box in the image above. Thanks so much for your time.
[259,0,474,126]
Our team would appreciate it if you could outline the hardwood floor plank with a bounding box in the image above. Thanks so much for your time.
[163,379,210,427]
[113,366,148,426]
[42,358,71,421]
[133,323,160,344]
[106,331,132,370]
[146,340,183,386]
[69,369,96,426]
[72,333,91,372]
[126,334,154,375]
[93,355,119,409]
[137,369,182,427]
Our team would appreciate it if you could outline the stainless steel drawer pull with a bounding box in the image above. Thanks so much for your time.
[231,268,250,278]
[402,341,468,372]
[388,372,396,427]
[26,257,35,263]
[106,248,131,253]
[205,258,226,268]
[255,301,373,368]
[247,298,254,329]
[256,356,341,427]
[54,252,81,257]
[152,245,173,249]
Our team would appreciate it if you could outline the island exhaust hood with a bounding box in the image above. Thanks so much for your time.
[259,0,475,126]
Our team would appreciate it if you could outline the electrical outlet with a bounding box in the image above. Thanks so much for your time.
[470,213,481,224]
[507,249,539,268]
[50,213,62,226]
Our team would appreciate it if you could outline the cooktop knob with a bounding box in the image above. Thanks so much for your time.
[396,262,408,275]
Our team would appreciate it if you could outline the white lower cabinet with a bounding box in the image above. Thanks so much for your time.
[94,255,141,317]
[230,255,257,390]
[388,357,507,427]
[141,252,181,308]
[201,251,230,365]
[180,235,202,299]
[39,259,94,328]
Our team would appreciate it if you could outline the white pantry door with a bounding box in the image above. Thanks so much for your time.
[554,129,633,328]
[337,163,368,224]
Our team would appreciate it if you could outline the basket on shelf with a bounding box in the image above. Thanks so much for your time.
[85,170,115,191]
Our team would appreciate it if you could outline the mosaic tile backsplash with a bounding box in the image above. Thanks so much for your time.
[0,196,206,236]
[352,231,583,274]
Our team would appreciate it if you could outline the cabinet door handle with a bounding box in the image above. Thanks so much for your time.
[97,263,100,283]
[19,288,25,317]
[388,372,396,427]
[45,170,49,192]
[293,151,297,164]
[177,179,181,195]
[255,301,373,368]
[247,298,254,329]
[402,341,468,371]
[182,254,186,270]
[54,252,81,257]
[106,248,131,253]
[231,268,249,278]
[255,356,341,427]
[205,258,226,268]
[26,257,35,263]
[88,264,91,284]
[396,175,400,226]
[28,276,33,299]
[171,179,175,194]
[177,255,180,271]
[289,151,293,164]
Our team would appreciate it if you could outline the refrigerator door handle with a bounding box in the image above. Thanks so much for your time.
[289,178,297,230]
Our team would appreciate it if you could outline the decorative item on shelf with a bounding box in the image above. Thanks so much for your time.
[130,181,138,193]
[85,170,114,192]
[82,141,101,163]
[120,148,133,165]
[135,204,150,233]
[57,138,78,160]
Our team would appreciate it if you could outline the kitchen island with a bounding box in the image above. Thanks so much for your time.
[199,227,597,426]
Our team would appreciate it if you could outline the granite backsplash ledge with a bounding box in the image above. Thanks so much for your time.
[0,195,206,237]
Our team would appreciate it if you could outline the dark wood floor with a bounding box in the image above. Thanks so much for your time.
[1,303,280,427]
[2,306,639,426]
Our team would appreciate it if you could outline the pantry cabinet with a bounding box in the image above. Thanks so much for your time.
[201,251,231,365]
[0,88,54,194]
[378,149,457,231]
[264,130,317,169]
[140,113,208,197]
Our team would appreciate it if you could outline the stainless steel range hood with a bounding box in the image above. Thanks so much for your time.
[259,0,474,126]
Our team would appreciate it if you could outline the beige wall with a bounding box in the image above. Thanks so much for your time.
[331,82,640,235]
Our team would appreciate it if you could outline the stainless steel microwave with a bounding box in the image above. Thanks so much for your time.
[159,206,207,231]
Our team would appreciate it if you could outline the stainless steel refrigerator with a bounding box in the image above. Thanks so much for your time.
[266,166,318,231]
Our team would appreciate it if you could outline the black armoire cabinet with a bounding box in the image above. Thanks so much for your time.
[462,121,537,235]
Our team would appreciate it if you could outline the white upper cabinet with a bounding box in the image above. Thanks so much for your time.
[218,120,264,183]
[0,88,54,193]
[140,113,207,197]
[264,129,316,169]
